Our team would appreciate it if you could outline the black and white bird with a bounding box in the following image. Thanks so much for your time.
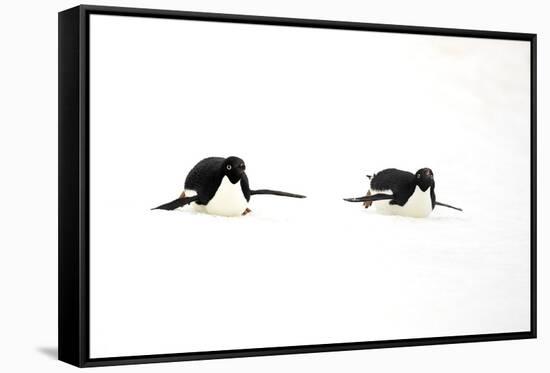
[343,168,462,218]
[152,156,306,216]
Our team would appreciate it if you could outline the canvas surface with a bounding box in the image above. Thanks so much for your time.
[88,14,531,358]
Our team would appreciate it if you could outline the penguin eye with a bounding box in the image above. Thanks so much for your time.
[417,174,421,179]
[226,165,232,171]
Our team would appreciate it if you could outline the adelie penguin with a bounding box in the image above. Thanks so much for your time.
[152,156,306,217]
[343,168,462,218]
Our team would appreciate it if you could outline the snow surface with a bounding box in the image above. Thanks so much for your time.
[88,15,531,357]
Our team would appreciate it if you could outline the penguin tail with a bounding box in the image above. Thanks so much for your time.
[152,196,198,210]
[343,193,393,203]
[250,189,306,198]
[435,201,463,212]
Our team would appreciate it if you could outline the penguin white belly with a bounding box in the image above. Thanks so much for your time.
[371,186,433,218]
[202,176,248,217]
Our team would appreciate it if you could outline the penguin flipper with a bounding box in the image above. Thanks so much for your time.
[152,196,199,210]
[435,201,463,212]
[250,189,306,198]
[343,193,393,203]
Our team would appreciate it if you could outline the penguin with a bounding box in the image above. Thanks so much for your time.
[152,156,306,216]
[343,168,462,218]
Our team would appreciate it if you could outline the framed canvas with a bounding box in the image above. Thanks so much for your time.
[58,5,537,367]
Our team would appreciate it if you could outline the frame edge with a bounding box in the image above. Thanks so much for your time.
[79,3,536,40]
[530,33,537,338]
[58,5,86,368]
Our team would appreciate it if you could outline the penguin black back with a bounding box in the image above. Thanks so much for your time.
[184,156,247,205]
[370,168,416,196]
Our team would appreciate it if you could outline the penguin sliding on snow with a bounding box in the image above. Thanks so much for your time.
[152,156,306,216]
[343,168,462,218]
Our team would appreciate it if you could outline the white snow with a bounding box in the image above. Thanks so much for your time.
[88,15,531,357]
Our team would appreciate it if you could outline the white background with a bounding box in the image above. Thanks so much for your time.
[89,14,530,357]
[0,0,547,372]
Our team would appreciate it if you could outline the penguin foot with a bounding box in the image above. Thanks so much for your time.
[363,190,372,208]
[242,208,252,216]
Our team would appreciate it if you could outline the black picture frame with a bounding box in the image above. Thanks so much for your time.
[59,4,537,368]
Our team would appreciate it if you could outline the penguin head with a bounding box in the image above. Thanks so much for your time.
[223,156,246,183]
[415,168,434,191]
